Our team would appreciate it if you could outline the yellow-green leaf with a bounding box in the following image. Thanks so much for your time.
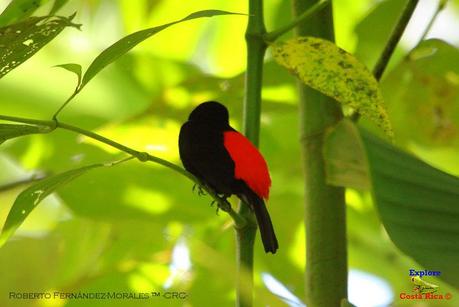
[272,36,393,137]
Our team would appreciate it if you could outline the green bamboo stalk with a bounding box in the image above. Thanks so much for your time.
[236,0,267,306]
[291,1,347,306]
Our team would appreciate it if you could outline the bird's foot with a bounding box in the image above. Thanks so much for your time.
[213,195,231,214]
[209,199,221,215]
[192,183,206,196]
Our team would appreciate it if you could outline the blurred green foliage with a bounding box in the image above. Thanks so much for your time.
[1,0,459,306]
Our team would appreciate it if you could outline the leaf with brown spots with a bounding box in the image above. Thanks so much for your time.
[272,36,393,138]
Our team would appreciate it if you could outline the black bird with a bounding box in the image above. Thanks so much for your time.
[178,101,278,253]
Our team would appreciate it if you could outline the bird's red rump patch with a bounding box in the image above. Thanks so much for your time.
[223,131,271,199]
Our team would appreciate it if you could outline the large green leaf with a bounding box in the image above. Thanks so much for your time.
[362,128,459,288]
[272,36,393,137]
[0,15,79,79]
[0,123,50,144]
[79,10,241,91]
[0,163,104,247]
[324,120,459,288]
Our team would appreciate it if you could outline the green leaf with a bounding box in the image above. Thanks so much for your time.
[0,0,47,27]
[54,63,82,87]
[0,164,103,248]
[324,120,459,288]
[362,129,459,288]
[0,15,80,79]
[272,37,393,137]
[0,123,50,144]
[79,10,241,90]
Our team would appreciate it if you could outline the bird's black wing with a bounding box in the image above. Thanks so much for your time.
[179,121,235,195]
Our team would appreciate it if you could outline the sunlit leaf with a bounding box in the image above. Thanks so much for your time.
[272,37,393,137]
[0,15,80,79]
[324,120,459,287]
[54,63,82,87]
[80,10,242,90]
[0,163,103,248]
[0,123,50,145]
[0,0,47,27]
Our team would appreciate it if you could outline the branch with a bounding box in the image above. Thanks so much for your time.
[263,0,329,43]
[351,0,419,122]
[0,114,246,228]
[372,0,419,81]
[52,90,79,120]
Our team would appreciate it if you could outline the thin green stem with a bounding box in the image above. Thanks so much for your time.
[0,114,245,227]
[0,115,56,127]
[372,0,419,81]
[56,121,142,157]
[52,90,79,120]
[418,0,447,43]
[263,0,329,43]
[352,0,419,122]
[292,1,346,306]
[236,0,267,306]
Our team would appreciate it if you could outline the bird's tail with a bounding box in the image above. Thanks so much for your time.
[240,188,278,254]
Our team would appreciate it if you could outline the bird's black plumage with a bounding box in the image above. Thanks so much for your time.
[179,101,278,253]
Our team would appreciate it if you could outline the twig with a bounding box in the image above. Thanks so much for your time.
[352,0,419,122]
[372,0,420,81]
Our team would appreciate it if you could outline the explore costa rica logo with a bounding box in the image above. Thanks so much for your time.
[399,269,452,301]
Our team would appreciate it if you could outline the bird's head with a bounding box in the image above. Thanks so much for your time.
[188,101,230,128]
